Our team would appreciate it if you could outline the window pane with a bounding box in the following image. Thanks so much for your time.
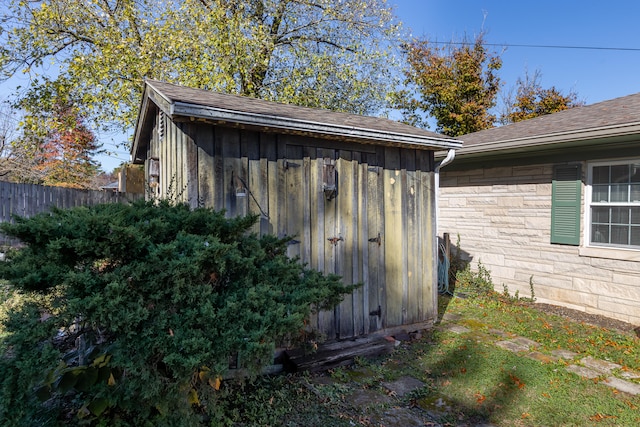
[631,184,640,202]
[592,206,610,223]
[632,207,640,225]
[631,226,640,246]
[591,224,609,243]
[611,225,629,245]
[611,164,629,183]
[610,184,629,202]
[631,164,640,183]
[592,166,609,184]
[592,184,609,202]
[611,207,629,224]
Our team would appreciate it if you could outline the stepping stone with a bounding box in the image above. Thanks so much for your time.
[620,370,640,380]
[496,340,528,353]
[441,313,463,322]
[381,376,425,397]
[580,356,621,374]
[370,407,426,426]
[443,324,470,334]
[566,364,601,379]
[511,337,540,349]
[526,351,559,363]
[601,376,640,395]
[488,328,511,338]
[551,349,578,360]
[348,389,393,408]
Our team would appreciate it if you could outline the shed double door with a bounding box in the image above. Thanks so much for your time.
[282,145,384,340]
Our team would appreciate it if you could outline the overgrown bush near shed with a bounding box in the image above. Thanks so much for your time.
[0,200,355,426]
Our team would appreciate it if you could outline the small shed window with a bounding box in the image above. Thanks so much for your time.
[551,164,582,245]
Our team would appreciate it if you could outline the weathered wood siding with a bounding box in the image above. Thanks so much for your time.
[148,116,437,339]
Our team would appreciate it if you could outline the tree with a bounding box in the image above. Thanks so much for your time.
[0,99,43,183]
[398,33,502,136]
[31,103,102,189]
[0,0,402,139]
[500,69,583,124]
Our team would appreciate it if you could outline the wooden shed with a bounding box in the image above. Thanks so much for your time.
[131,80,461,340]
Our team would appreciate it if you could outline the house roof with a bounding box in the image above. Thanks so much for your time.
[132,80,461,162]
[451,92,640,161]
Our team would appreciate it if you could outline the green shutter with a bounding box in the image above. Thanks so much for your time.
[551,164,582,245]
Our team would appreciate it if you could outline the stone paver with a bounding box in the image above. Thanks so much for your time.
[511,337,540,349]
[495,339,530,353]
[526,351,559,363]
[381,375,425,397]
[601,377,640,395]
[580,356,621,374]
[442,324,471,334]
[348,389,393,408]
[369,407,426,426]
[551,349,578,360]
[566,364,601,379]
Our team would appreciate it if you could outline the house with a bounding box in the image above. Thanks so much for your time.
[131,80,462,340]
[438,93,640,325]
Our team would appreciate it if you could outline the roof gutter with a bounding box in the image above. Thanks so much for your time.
[434,148,456,237]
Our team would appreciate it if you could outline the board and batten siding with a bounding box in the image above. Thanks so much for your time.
[147,114,438,339]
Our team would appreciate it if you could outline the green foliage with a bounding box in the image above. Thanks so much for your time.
[398,33,502,136]
[500,69,583,124]
[0,200,355,426]
[454,260,495,297]
[1,0,402,139]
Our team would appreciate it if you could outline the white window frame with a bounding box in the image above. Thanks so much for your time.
[584,158,640,253]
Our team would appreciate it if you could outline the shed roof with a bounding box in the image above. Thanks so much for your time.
[132,80,461,162]
[455,92,640,158]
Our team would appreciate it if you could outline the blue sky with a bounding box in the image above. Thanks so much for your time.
[393,0,640,105]
[3,1,640,172]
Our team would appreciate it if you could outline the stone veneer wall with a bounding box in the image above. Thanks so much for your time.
[439,162,640,326]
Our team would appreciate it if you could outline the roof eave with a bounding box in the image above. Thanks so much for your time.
[172,101,462,151]
[436,122,640,159]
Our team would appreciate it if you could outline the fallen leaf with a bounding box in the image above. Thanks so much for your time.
[475,393,486,404]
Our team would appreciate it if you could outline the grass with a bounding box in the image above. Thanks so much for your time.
[211,290,640,426]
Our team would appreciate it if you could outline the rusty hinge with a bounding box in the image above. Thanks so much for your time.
[369,305,381,317]
[368,232,381,246]
[327,236,343,246]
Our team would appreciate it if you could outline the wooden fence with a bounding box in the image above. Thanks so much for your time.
[0,181,143,245]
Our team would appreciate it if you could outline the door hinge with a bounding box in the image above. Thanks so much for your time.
[368,232,381,246]
[369,305,381,317]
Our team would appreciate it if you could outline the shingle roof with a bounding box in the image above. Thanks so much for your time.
[462,92,640,146]
[139,79,460,150]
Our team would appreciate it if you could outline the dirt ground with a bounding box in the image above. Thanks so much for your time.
[530,302,639,338]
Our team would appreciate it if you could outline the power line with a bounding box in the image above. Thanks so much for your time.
[426,41,640,52]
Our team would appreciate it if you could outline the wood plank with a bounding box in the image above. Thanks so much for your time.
[405,152,420,324]
[383,146,404,328]
[358,161,369,335]
[319,148,336,340]
[196,124,215,208]
[285,144,303,260]
[213,127,225,210]
[337,151,355,339]
[185,124,199,208]
[284,336,394,373]
[221,128,240,216]
[246,134,263,234]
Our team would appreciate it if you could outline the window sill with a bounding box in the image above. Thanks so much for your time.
[579,246,640,261]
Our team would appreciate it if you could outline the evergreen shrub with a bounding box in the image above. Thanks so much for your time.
[0,200,355,426]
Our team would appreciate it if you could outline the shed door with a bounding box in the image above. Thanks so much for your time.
[284,146,383,340]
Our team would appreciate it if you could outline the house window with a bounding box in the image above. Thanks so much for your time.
[588,160,640,249]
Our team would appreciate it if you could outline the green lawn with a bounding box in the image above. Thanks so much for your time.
[213,292,640,426]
